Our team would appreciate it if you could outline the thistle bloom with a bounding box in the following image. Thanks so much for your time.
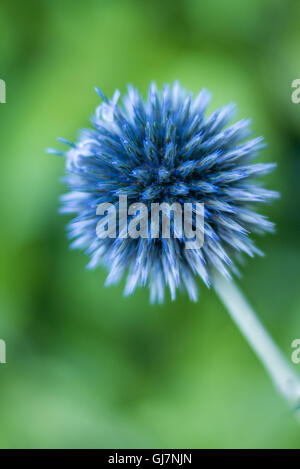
[50,82,278,303]
[50,82,300,414]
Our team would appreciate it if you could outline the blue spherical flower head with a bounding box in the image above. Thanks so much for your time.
[51,82,279,303]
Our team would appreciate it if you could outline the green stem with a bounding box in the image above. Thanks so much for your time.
[212,272,300,413]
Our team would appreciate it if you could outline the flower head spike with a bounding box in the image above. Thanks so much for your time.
[50,82,279,303]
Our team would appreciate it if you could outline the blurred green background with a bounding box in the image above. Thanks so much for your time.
[1,0,300,449]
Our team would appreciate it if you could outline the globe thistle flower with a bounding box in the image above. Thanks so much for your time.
[49,82,278,303]
[50,82,300,417]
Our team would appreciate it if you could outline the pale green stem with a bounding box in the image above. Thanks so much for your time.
[212,271,300,414]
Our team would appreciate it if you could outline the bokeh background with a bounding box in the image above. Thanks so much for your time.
[1,0,300,449]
